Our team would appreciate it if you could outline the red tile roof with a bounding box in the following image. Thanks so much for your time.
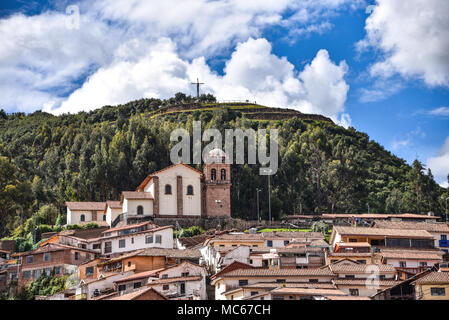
[412,271,449,284]
[65,202,106,211]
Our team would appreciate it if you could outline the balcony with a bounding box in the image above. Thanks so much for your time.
[439,240,449,247]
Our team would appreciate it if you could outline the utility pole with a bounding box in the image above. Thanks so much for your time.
[256,188,261,224]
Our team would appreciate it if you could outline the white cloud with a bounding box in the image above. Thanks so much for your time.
[49,38,350,124]
[429,107,449,117]
[427,136,449,187]
[358,0,449,87]
[0,0,353,115]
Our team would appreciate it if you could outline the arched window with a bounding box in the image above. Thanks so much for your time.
[137,205,144,215]
[221,169,226,180]
[165,184,172,194]
[211,169,216,181]
[80,214,85,222]
[187,185,194,195]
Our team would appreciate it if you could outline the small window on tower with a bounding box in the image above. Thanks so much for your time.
[137,205,144,215]
[221,169,226,180]
[165,184,172,194]
[80,214,85,222]
[187,185,194,195]
[211,169,216,181]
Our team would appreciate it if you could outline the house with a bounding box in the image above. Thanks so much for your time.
[411,271,449,300]
[18,243,98,285]
[211,268,336,300]
[327,262,400,297]
[100,222,174,255]
[75,271,134,300]
[330,226,435,249]
[380,248,444,277]
[322,213,439,225]
[65,201,107,226]
[373,221,449,253]
[200,245,252,274]
[104,201,122,227]
[326,242,381,265]
[114,261,207,299]
[66,149,233,227]
[39,227,108,252]
[95,248,202,276]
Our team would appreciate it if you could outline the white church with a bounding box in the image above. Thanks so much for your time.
[66,148,232,227]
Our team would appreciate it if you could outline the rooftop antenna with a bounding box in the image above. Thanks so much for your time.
[191,78,204,100]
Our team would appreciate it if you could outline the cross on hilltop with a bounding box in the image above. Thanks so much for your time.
[191,78,204,100]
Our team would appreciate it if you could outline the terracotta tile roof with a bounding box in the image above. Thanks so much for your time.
[59,226,109,239]
[381,250,442,260]
[121,191,153,202]
[412,271,449,284]
[242,282,336,289]
[285,215,315,219]
[374,221,449,233]
[332,279,400,286]
[333,226,433,238]
[65,202,106,211]
[222,268,335,278]
[324,295,371,300]
[212,232,323,242]
[114,268,166,283]
[328,264,396,273]
[109,287,168,300]
[269,287,346,296]
[336,242,371,247]
[146,275,202,285]
[106,201,122,209]
[328,252,373,257]
[31,242,97,254]
[394,213,438,219]
[102,221,158,233]
[137,248,202,259]
[322,213,438,220]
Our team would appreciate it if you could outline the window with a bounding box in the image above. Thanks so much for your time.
[379,275,386,280]
[182,272,189,277]
[249,259,253,264]
[44,253,50,262]
[220,169,226,180]
[180,282,186,295]
[118,285,126,291]
[80,214,85,222]
[284,240,289,246]
[431,287,446,296]
[348,238,357,242]
[273,295,284,300]
[250,291,258,296]
[441,235,447,241]
[349,289,359,296]
[74,252,79,260]
[104,242,112,254]
[103,215,106,221]
[119,239,126,248]
[419,262,428,267]
[86,266,94,276]
[187,185,194,195]
[33,269,41,278]
[399,261,407,267]
[356,260,366,264]
[44,268,51,276]
[267,240,273,247]
[239,280,248,286]
[137,205,143,215]
[146,235,154,244]
[93,243,100,250]
[165,184,172,194]
[131,238,134,244]
[26,256,34,264]
[156,235,162,244]
[134,282,142,289]
[211,169,217,181]
[23,271,31,279]
[276,279,286,283]
[309,279,318,283]
[162,274,168,279]
[163,285,169,290]
[54,267,61,275]
[232,244,237,247]
[345,275,355,279]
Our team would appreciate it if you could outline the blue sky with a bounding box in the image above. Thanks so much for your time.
[0,0,448,186]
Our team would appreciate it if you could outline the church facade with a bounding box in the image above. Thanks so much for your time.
[66,148,232,226]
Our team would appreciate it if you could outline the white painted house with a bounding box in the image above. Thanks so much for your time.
[100,221,174,255]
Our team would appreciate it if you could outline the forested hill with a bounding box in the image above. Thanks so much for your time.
[0,93,447,238]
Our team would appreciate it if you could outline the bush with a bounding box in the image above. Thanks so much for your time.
[65,224,82,230]
[82,222,99,229]
[177,226,204,238]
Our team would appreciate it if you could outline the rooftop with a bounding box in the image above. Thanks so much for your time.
[221,268,335,278]
[65,201,106,211]
[412,271,449,285]
[374,221,449,233]
[332,226,433,239]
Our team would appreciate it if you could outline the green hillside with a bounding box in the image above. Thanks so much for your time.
[0,93,447,241]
